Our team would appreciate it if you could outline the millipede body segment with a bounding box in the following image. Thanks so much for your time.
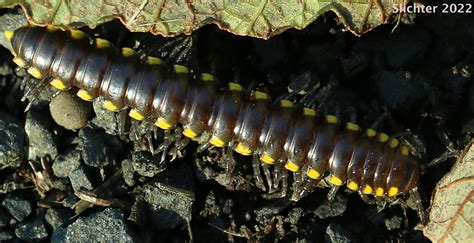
[5,26,422,199]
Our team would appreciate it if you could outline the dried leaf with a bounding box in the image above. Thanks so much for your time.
[0,0,408,39]
[423,141,474,242]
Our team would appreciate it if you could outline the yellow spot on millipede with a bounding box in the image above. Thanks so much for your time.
[103,101,119,111]
[235,143,253,156]
[228,82,243,91]
[173,64,189,74]
[285,161,299,172]
[182,128,198,138]
[70,29,85,39]
[254,91,269,100]
[201,73,215,82]
[347,181,358,191]
[280,99,293,108]
[122,47,136,57]
[326,115,338,124]
[362,185,373,194]
[375,187,384,197]
[50,79,68,90]
[4,30,14,41]
[329,175,343,186]
[129,109,145,121]
[95,38,111,48]
[13,57,27,68]
[260,154,275,164]
[306,168,321,179]
[209,135,225,147]
[388,187,399,197]
[303,107,316,116]
[155,117,172,130]
[27,67,42,79]
[76,89,94,101]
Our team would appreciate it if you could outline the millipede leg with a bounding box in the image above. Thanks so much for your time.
[261,163,273,190]
[291,169,305,199]
[370,110,389,130]
[358,191,376,205]
[272,162,283,190]
[168,127,184,161]
[280,168,288,197]
[327,186,340,202]
[224,142,236,177]
[252,154,266,191]
[22,78,51,111]
[157,129,173,162]
[118,109,129,142]
[410,187,426,224]
[291,177,319,201]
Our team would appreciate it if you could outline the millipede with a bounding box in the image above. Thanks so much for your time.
[5,26,424,217]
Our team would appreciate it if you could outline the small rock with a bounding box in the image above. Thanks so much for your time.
[1,194,32,222]
[45,207,73,230]
[78,127,114,168]
[0,208,9,227]
[142,180,194,230]
[0,231,15,241]
[49,91,92,130]
[314,194,347,219]
[132,152,166,177]
[141,162,195,230]
[15,219,48,240]
[52,149,82,178]
[51,208,135,242]
[69,166,97,191]
[384,215,402,231]
[121,159,136,187]
[286,207,304,225]
[255,205,285,224]
[325,223,355,243]
[0,112,24,169]
[24,111,58,160]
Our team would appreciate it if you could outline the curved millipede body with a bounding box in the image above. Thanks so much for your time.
[5,26,422,200]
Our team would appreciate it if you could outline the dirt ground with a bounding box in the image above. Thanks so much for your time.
[0,2,472,242]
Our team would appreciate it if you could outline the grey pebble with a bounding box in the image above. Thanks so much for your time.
[286,207,304,225]
[142,180,194,230]
[1,194,32,222]
[121,159,136,187]
[79,126,114,168]
[132,151,166,177]
[51,208,135,242]
[0,112,24,169]
[45,207,73,230]
[0,230,15,241]
[24,111,58,160]
[69,166,97,191]
[325,223,355,243]
[0,208,8,227]
[141,162,195,230]
[314,194,347,219]
[384,215,402,231]
[52,148,82,178]
[15,219,48,240]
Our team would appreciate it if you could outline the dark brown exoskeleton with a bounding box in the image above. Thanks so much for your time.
[5,26,424,220]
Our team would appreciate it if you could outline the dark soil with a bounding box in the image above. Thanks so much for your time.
[0,1,472,242]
